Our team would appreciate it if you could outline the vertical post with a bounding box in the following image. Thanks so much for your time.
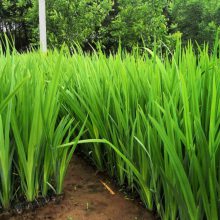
[39,0,47,52]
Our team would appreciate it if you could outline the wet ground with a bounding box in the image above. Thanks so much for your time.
[1,155,155,220]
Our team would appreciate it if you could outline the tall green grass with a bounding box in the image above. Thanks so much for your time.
[61,44,220,220]
[0,42,219,219]
[0,48,84,209]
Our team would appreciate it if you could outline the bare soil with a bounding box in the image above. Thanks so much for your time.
[1,155,155,220]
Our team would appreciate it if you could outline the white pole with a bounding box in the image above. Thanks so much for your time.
[39,0,47,52]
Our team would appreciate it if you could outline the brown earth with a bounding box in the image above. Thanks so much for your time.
[1,155,155,220]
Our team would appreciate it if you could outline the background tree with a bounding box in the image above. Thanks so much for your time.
[1,0,220,51]
[97,0,168,51]
[27,0,167,51]
[0,0,32,50]
[169,0,220,48]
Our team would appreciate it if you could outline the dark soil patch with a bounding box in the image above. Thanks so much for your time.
[1,155,155,220]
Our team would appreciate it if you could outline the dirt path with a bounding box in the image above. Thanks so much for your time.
[3,155,155,220]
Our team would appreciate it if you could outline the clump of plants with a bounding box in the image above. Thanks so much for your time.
[0,42,219,220]
[61,43,220,220]
[0,47,84,212]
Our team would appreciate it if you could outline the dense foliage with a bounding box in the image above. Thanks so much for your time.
[1,1,220,219]
[1,0,220,51]
[0,47,87,210]
[0,0,32,49]
[0,42,220,219]
[170,0,220,47]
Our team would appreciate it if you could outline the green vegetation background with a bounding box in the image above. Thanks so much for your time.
[1,0,220,51]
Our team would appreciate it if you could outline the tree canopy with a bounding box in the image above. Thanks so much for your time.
[0,0,220,51]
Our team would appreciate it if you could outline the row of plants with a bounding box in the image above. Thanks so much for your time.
[0,46,85,210]
[0,42,219,219]
[61,44,220,219]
